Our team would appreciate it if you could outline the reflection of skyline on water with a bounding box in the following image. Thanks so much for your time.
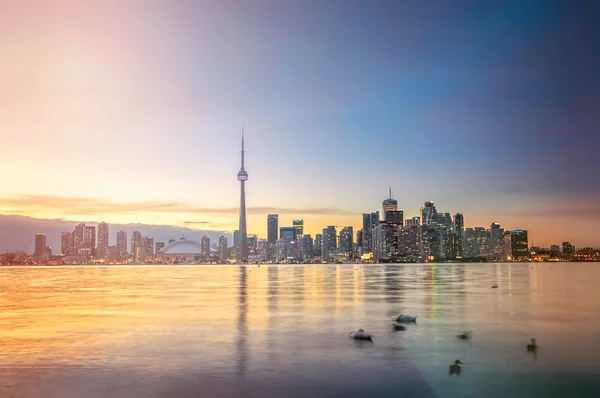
[1,263,599,398]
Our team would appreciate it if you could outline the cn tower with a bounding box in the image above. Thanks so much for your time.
[236,131,248,263]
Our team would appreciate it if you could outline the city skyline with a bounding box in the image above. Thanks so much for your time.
[1,1,599,247]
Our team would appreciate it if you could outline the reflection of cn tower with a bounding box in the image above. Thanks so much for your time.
[237,131,248,263]
[237,267,248,376]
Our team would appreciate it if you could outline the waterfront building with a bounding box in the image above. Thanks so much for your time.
[98,222,109,259]
[84,226,96,253]
[301,234,313,260]
[236,134,249,263]
[314,234,322,258]
[362,213,372,252]
[372,223,394,260]
[218,236,228,262]
[155,242,165,255]
[503,231,512,260]
[34,233,46,257]
[142,236,154,261]
[256,239,268,261]
[73,223,85,256]
[158,237,203,262]
[276,239,286,261]
[131,231,143,263]
[511,230,529,260]
[563,242,575,256]
[550,245,560,254]
[61,232,72,256]
[247,235,258,256]
[117,230,128,261]
[321,226,337,260]
[201,236,210,257]
[489,222,505,259]
[293,219,304,238]
[339,227,354,258]
[453,213,464,257]
[267,214,278,244]
[398,224,421,260]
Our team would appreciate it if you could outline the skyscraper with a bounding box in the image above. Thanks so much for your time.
[84,226,96,252]
[421,201,437,226]
[61,232,72,256]
[142,236,154,261]
[489,222,504,258]
[321,226,337,260]
[117,230,128,261]
[267,214,278,243]
[34,233,46,257]
[314,234,322,258]
[511,230,529,260]
[339,227,354,257]
[293,219,304,237]
[201,236,210,257]
[218,236,228,262]
[72,223,85,256]
[382,188,398,221]
[237,133,249,263]
[453,213,464,257]
[131,231,142,263]
[301,234,313,260]
[98,222,109,259]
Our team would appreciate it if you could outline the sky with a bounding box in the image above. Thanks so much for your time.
[1,0,599,248]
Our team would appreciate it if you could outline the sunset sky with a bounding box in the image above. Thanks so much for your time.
[1,0,599,247]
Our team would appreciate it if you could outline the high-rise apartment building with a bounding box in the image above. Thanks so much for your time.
[511,230,529,260]
[339,227,354,257]
[562,242,575,256]
[131,231,143,263]
[61,232,72,256]
[117,230,128,261]
[267,214,279,244]
[421,201,437,226]
[73,223,85,256]
[97,222,109,258]
[293,219,304,238]
[34,233,46,257]
[398,224,421,260]
[489,222,505,258]
[218,236,228,262]
[321,226,337,260]
[301,234,313,260]
[84,226,96,251]
[453,213,464,257]
[142,236,154,261]
[314,234,322,258]
[201,236,210,257]
[372,223,394,260]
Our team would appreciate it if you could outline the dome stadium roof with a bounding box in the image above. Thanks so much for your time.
[159,237,202,255]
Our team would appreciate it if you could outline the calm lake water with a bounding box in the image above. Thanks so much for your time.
[1,263,599,397]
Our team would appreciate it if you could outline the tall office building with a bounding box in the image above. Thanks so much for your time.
[385,210,404,226]
[142,236,154,261]
[131,231,142,263]
[97,222,109,258]
[201,236,210,257]
[34,233,46,257]
[421,201,437,226]
[562,242,575,256]
[301,234,313,260]
[489,222,504,258]
[398,224,421,259]
[372,224,394,260]
[511,230,529,260]
[321,226,337,260]
[236,133,249,262]
[155,242,165,255]
[453,213,464,257]
[382,188,398,221]
[73,223,85,255]
[293,219,304,237]
[279,227,297,257]
[362,213,373,252]
[117,230,128,261]
[314,234,322,258]
[61,232,72,256]
[339,227,354,257]
[218,236,228,262]
[84,226,96,251]
[267,214,279,243]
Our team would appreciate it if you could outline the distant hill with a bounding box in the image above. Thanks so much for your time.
[0,214,231,254]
